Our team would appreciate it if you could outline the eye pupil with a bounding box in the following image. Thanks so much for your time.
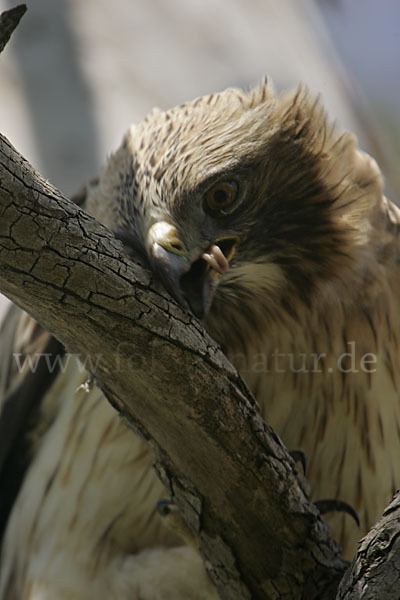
[205,180,238,215]
[213,189,228,204]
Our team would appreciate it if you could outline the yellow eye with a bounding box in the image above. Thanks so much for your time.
[205,181,238,215]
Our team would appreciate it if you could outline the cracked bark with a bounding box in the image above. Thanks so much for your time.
[1,8,399,598]
[0,120,351,600]
[336,492,400,600]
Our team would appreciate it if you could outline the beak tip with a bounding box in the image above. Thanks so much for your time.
[150,233,237,320]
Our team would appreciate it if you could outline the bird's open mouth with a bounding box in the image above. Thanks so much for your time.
[180,237,238,318]
[148,221,239,320]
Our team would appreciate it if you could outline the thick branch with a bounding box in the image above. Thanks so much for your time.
[0,133,349,598]
[337,492,400,600]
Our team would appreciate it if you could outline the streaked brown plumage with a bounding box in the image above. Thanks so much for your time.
[1,79,400,598]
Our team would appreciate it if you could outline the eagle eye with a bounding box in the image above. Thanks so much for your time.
[204,181,238,216]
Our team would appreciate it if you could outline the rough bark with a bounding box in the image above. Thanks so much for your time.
[0,126,351,599]
[337,492,400,600]
[1,8,399,599]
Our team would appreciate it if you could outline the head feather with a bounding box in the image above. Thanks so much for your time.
[85,79,390,351]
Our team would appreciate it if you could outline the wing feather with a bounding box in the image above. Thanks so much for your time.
[0,306,65,543]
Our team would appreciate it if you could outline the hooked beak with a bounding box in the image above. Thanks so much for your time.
[147,221,238,319]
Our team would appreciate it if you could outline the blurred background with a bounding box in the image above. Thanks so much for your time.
[0,0,399,319]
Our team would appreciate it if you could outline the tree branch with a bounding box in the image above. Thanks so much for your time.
[0,129,349,598]
[337,492,400,600]
[0,4,26,53]
[2,8,400,598]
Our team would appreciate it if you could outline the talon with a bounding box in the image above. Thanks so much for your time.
[156,498,198,548]
[289,449,308,475]
[156,498,174,518]
[314,499,360,527]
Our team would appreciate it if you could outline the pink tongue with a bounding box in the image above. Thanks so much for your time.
[201,244,229,273]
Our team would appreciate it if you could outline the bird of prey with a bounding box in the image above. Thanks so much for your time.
[1,79,400,599]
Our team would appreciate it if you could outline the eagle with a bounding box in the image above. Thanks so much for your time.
[1,79,400,599]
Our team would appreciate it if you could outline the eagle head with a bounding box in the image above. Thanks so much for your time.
[85,79,383,351]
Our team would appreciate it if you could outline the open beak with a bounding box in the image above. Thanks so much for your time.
[148,221,238,319]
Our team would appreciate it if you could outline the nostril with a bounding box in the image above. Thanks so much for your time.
[168,241,186,254]
[147,221,187,256]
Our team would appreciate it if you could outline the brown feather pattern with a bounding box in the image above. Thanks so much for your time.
[1,79,400,597]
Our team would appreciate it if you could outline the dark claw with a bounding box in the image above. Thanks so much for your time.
[314,499,360,527]
[289,450,308,475]
[156,498,174,517]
